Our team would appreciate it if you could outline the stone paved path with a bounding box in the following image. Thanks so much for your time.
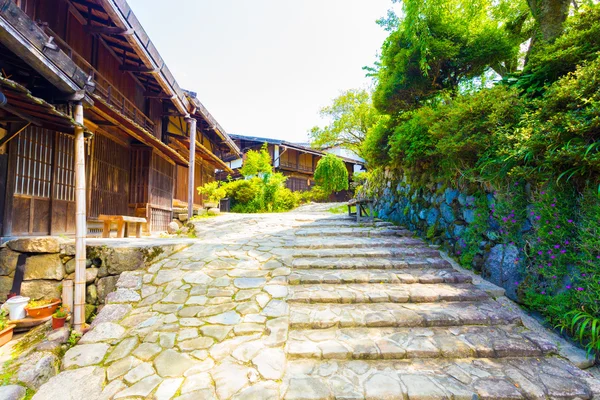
[32,209,600,399]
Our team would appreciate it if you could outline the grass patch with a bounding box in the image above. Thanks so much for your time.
[328,205,348,214]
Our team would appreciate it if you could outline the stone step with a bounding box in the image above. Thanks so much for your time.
[284,237,426,249]
[286,325,557,360]
[288,283,488,304]
[294,220,396,228]
[289,301,522,329]
[288,268,472,285]
[291,247,440,259]
[283,357,599,400]
[295,228,412,238]
[291,257,451,270]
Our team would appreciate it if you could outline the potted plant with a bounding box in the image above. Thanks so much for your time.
[25,298,61,319]
[52,306,69,329]
[197,181,226,209]
[0,310,15,347]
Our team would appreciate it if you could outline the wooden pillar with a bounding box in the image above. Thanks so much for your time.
[73,102,87,331]
[186,118,197,220]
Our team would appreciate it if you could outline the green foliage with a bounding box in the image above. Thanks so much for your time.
[300,185,331,203]
[222,148,299,213]
[361,115,392,168]
[309,89,381,155]
[515,5,600,96]
[313,154,349,195]
[240,144,272,177]
[361,2,600,354]
[197,181,226,204]
[0,310,9,331]
[223,174,299,213]
[516,57,600,188]
[373,0,524,114]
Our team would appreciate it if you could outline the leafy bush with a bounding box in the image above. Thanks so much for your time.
[300,185,331,203]
[313,154,349,194]
[221,146,299,213]
[197,181,226,204]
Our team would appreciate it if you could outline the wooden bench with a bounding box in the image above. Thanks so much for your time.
[99,215,147,238]
[347,198,374,223]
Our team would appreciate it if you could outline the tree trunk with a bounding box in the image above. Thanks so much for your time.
[527,0,570,42]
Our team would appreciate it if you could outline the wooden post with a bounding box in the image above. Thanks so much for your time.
[186,118,197,221]
[62,280,73,315]
[73,102,87,332]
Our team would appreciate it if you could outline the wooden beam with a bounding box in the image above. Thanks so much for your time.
[0,104,42,127]
[0,0,90,93]
[84,25,133,36]
[88,119,115,126]
[119,65,157,73]
[0,121,30,147]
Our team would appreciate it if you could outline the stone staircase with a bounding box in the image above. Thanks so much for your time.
[282,216,600,400]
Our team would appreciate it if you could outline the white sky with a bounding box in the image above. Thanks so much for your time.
[127,0,393,143]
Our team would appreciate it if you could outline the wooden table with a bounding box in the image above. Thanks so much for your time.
[99,215,147,238]
[347,198,374,223]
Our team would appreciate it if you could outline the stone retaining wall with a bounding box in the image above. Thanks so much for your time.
[0,237,186,311]
[368,170,525,301]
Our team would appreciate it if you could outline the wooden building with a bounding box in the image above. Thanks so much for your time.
[0,0,240,242]
[221,134,365,200]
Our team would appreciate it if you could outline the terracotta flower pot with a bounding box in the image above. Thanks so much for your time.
[0,325,15,347]
[25,299,61,319]
[52,316,67,330]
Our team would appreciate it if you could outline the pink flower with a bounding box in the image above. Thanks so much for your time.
[577,287,584,291]
[560,249,566,254]
[568,219,573,223]
[566,285,571,289]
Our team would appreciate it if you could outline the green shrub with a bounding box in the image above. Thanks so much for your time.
[314,154,349,194]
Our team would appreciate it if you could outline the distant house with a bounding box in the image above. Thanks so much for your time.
[219,134,365,200]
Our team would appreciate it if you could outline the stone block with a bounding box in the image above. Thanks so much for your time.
[24,254,64,281]
[97,275,119,303]
[20,280,61,300]
[107,248,145,275]
[7,237,60,253]
[0,247,19,276]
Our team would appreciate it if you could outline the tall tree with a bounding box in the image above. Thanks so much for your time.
[309,89,380,155]
[372,0,527,114]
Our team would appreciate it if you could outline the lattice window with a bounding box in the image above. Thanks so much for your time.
[14,127,54,198]
[54,132,75,202]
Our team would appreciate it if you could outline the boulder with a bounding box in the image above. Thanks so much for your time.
[208,208,221,216]
[7,237,60,253]
[97,275,119,303]
[20,280,61,300]
[167,221,181,234]
[483,244,521,300]
[0,385,26,400]
[30,366,105,400]
[64,258,75,274]
[0,247,19,276]
[440,203,455,224]
[87,284,98,304]
[426,208,439,226]
[107,248,144,275]
[444,188,460,205]
[17,352,59,390]
[24,254,64,281]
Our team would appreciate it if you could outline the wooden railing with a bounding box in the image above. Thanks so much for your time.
[42,26,155,132]
[280,161,314,173]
